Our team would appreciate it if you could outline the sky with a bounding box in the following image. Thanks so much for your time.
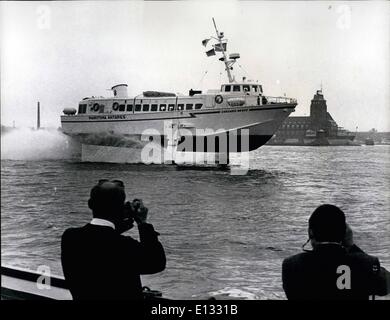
[1,0,389,131]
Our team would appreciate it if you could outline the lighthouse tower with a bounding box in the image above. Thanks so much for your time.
[309,89,328,132]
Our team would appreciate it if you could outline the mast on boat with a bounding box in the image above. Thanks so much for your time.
[208,18,240,83]
[212,18,233,83]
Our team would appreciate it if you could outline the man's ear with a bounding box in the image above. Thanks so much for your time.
[88,198,94,211]
[308,228,314,239]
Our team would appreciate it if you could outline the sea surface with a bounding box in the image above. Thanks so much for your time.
[1,129,390,299]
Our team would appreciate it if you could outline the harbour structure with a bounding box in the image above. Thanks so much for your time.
[355,130,390,145]
[37,101,41,130]
[268,89,355,146]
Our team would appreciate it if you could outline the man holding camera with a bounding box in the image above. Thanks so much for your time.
[61,179,166,300]
[282,204,389,300]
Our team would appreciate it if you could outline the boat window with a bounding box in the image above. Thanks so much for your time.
[186,104,193,110]
[243,85,250,93]
[126,104,133,111]
[135,104,141,112]
[159,104,166,111]
[252,85,258,93]
[259,85,263,94]
[195,103,202,110]
[78,104,87,114]
[233,85,241,92]
[143,104,150,112]
[225,85,231,92]
[119,104,125,112]
[99,105,105,113]
[178,104,184,110]
[151,104,158,111]
[168,104,175,111]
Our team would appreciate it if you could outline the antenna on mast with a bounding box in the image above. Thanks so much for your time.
[208,18,239,83]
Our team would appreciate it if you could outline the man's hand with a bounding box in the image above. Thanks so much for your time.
[342,224,364,254]
[132,199,148,225]
[342,223,354,249]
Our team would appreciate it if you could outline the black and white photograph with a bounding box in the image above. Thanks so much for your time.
[1,0,389,310]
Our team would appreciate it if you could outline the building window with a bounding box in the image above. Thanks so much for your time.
[233,85,241,92]
[126,104,133,112]
[225,85,231,92]
[135,104,141,112]
[119,104,125,112]
[178,104,184,111]
[151,104,158,111]
[186,104,193,110]
[143,104,150,112]
[168,104,175,111]
[195,103,202,109]
[159,104,166,111]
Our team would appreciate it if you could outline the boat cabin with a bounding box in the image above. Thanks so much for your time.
[220,83,263,95]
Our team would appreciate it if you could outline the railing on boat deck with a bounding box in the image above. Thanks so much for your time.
[222,95,297,108]
[263,96,297,104]
[1,265,71,300]
[1,265,165,300]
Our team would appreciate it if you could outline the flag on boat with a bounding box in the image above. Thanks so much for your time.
[202,38,211,47]
[213,42,227,52]
[205,48,216,56]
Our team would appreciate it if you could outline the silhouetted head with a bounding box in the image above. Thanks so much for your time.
[308,204,346,244]
[88,179,126,225]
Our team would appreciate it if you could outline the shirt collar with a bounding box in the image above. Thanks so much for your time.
[90,218,115,229]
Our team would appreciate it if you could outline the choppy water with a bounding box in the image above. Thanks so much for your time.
[1,129,390,299]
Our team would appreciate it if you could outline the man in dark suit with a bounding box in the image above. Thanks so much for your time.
[282,204,389,300]
[61,179,166,300]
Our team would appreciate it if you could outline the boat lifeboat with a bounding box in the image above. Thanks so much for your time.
[227,97,245,107]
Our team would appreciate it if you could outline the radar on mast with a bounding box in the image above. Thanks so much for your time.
[229,53,240,60]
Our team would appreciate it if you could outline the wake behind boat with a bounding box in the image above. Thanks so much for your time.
[60,19,297,163]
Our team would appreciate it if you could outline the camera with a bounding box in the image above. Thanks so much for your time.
[123,199,142,219]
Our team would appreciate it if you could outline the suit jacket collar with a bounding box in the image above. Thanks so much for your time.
[90,218,115,229]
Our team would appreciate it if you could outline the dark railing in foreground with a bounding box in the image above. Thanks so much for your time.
[1,265,165,300]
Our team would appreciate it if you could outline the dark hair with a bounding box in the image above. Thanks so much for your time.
[308,204,346,242]
[88,181,126,220]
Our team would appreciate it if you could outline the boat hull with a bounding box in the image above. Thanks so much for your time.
[61,104,295,153]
